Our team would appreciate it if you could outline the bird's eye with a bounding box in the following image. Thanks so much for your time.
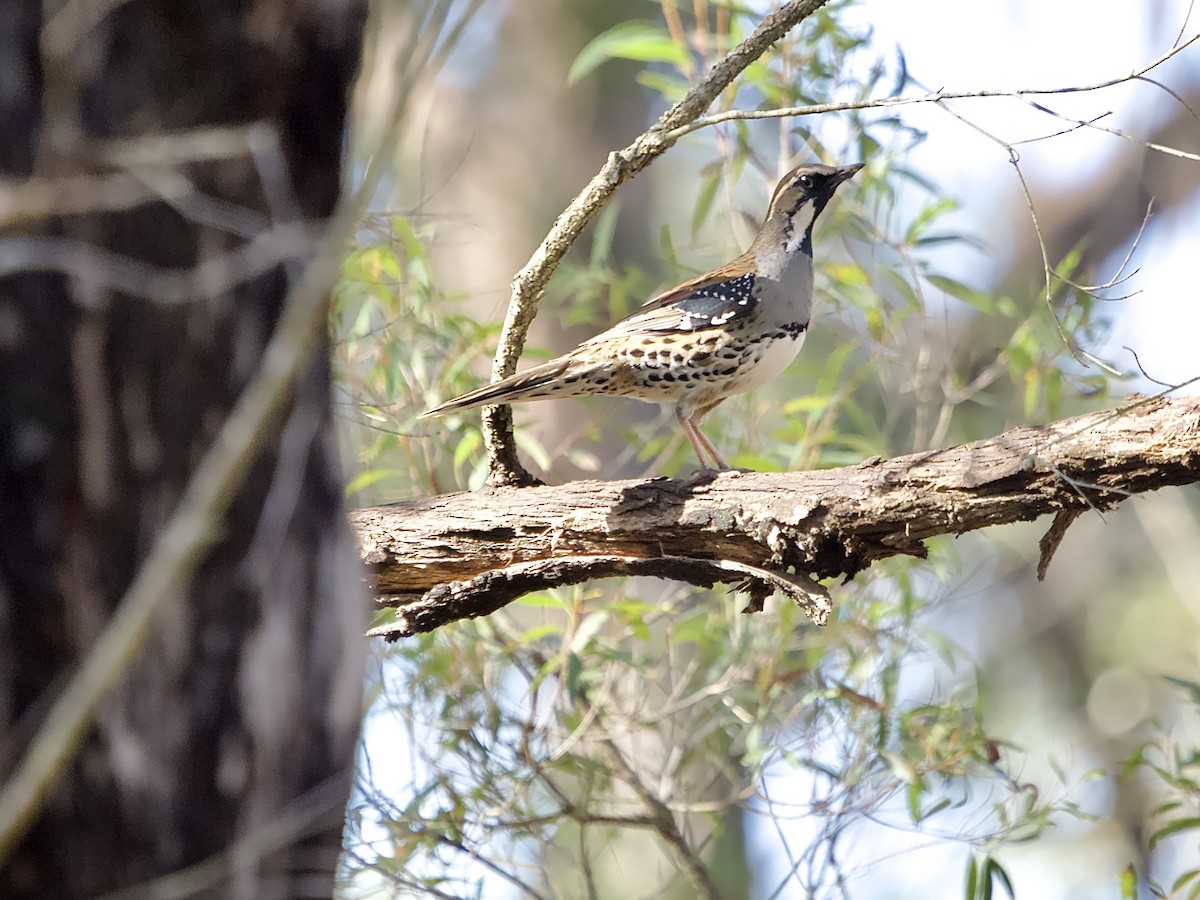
[799,174,814,189]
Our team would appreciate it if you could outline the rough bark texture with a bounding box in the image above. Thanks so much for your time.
[0,1,366,897]
[357,396,1200,639]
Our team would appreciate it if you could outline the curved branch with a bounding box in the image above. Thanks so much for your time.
[357,396,1200,639]
[365,554,832,639]
[482,0,833,486]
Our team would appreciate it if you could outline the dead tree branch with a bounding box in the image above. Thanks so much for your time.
[357,396,1200,639]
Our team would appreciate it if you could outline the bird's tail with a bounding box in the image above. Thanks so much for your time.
[418,357,574,418]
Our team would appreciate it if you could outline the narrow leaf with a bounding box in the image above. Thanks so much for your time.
[1150,816,1200,850]
[569,21,687,84]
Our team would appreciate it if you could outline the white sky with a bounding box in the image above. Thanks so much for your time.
[841,0,1200,389]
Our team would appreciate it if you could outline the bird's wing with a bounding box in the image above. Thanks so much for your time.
[585,256,759,342]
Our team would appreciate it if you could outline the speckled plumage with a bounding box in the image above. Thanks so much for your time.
[421,162,863,470]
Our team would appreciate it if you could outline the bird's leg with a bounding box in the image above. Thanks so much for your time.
[690,400,731,470]
[691,419,731,470]
[675,407,718,470]
[675,406,731,471]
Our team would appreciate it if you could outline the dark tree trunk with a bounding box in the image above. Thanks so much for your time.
[0,1,367,897]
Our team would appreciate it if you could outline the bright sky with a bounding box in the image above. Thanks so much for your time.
[840,0,1200,389]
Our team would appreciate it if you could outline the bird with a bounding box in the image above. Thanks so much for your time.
[420,161,863,471]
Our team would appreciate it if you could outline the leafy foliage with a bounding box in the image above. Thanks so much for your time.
[1122,677,1200,899]
[331,2,1172,898]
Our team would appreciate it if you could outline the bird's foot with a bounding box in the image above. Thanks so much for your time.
[683,465,753,486]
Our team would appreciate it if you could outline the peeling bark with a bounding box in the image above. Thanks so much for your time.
[355,396,1200,638]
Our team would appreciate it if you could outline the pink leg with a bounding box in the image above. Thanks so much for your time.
[691,420,730,470]
[675,407,729,471]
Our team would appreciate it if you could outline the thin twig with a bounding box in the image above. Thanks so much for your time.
[666,34,1200,139]
[601,735,723,900]
[0,223,318,304]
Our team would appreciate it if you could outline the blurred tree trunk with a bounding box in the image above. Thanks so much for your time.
[0,1,366,897]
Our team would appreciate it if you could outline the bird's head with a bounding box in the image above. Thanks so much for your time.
[759,162,862,257]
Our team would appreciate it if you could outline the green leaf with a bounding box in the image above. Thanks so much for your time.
[1045,366,1062,419]
[1120,864,1138,900]
[828,263,869,286]
[1172,869,1200,894]
[1150,815,1200,850]
[565,651,584,700]
[517,623,562,644]
[922,797,952,821]
[452,428,483,472]
[344,466,402,498]
[634,70,691,102]
[985,858,1015,900]
[1150,799,1183,818]
[905,197,958,244]
[568,21,687,85]
[1163,674,1200,707]
[517,591,566,609]
[926,274,995,314]
[1023,371,1039,420]
[905,780,923,824]
[674,611,707,644]
[571,611,609,653]
[590,200,621,267]
[691,171,721,237]
[514,429,552,471]
[964,854,979,900]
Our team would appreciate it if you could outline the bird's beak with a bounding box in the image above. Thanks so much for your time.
[834,162,864,184]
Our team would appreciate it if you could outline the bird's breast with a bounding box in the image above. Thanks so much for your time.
[753,254,814,324]
[717,324,806,394]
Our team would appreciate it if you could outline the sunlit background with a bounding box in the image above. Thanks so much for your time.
[336,1,1200,896]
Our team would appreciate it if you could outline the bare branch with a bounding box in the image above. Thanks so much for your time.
[481,0,833,487]
[1037,508,1083,581]
[366,554,831,640]
[0,172,180,227]
[357,397,1200,637]
[666,34,1200,139]
[601,735,723,900]
[0,223,318,305]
